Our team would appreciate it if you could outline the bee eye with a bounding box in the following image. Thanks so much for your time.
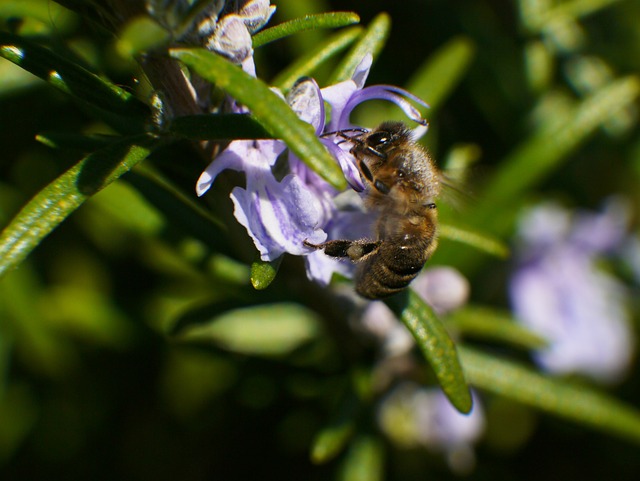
[367,132,391,148]
[374,180,390,194]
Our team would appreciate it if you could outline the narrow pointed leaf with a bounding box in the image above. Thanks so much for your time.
[253,11,360,48]
[329,13,390,84]
[386,290,472,414]
[170,47,346,189]
[35,132,115,151]
[446,306,547,350]
[0,136,156,279]
[273,26,363,90]
[439,223,509,258]
[460,346,640,444]
[0,32,148,133]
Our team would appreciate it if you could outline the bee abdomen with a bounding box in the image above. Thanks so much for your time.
[355,244,428,299]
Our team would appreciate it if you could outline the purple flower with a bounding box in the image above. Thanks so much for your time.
[197,54,430,282]
[510,200,634,383]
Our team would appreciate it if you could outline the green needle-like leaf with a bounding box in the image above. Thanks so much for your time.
[0,136,156,279]
[386,290,472,414]
[329,13,390,84]
[272,26,363,91]
[0,32,148,133]
[35,132,115,151]
[252,11,360,48]
[170,47,346,189]
[460,346,640,445]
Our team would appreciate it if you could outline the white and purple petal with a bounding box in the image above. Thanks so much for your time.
[288,77,325,134]
[339,85,428,130]
[322,140,365,191]
[196,139,286,196]
[352,53,373,89]
[231,173,327,261]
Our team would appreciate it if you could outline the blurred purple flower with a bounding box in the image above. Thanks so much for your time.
[378,382,485,474]
[197,54,429,283]
[510,200,634,383]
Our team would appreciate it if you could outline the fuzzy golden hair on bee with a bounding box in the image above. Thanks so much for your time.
[306,121,443,299]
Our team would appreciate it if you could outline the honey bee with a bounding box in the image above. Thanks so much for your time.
[305,121,441,299]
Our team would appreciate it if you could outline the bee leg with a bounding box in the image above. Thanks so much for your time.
[304,239,381,262]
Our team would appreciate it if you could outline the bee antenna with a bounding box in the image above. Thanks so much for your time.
[321,128,368,139]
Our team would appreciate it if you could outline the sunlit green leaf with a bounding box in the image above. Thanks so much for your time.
[0,57,41,95]
[460,346,640,444]
[253,11,360,48]
[170,47,346,189]
[179,303,322,356]
[386,291,472,414]
[329,13,390,84]
[0,136,156,279]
